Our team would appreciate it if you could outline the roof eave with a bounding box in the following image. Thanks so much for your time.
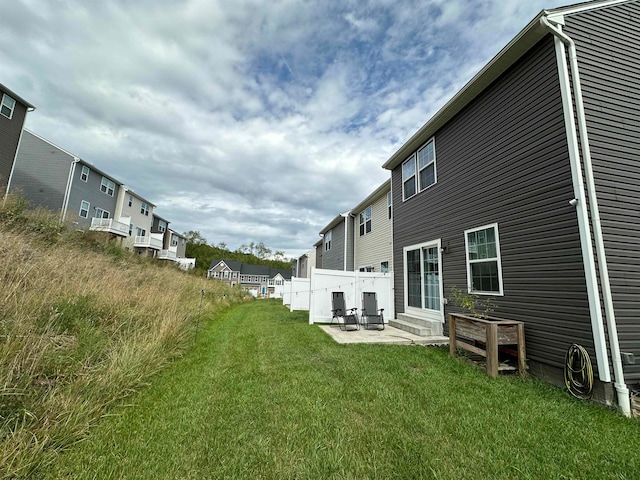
[351,179,391,214]
[0,83,35,110]
[382,11,549,171]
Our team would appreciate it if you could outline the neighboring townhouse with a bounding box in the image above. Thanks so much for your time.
[313,238,323,270]
[318,212,354,271]
[10,130,124,231]
[1,83,35,190]
[151,213,171,249]
[207,259,292,296]
[294,250,316,278]
[157,229,195,269]
[114,187,160,255]
[352,179,393,273]
[382,0,640,414]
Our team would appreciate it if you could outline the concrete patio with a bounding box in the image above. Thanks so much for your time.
[318,323,449,346]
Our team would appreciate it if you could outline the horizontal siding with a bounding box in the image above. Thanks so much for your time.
[0,89,28,188]
[67,166,120,229]
[354,189,393,272]
[322,220,346,271]
[11,131,70,211]
[565,2,640,382]
[392,36,597,375]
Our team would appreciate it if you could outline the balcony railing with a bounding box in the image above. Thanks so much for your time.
[157,249,177,260]
[134,235,163,250]
[90,218,129,236]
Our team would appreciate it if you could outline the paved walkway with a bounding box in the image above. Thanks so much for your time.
[318,323,449,346]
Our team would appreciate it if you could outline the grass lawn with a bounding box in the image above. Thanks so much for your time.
[48,300,640,479]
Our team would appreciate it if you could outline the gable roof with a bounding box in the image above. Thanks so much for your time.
[0,83,35,110]
[208,259,242,271]
[351,179,391,214]
[381,0,631,171]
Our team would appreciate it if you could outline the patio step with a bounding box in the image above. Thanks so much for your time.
[390,313,444,337]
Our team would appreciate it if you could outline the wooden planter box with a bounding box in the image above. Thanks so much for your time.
[448,313,526,377]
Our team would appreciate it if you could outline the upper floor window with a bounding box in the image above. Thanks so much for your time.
[95,208,110,219]
[158,220,166,232]
[417,139,436,191]
[1,94,16,119]
[381,261,389,273]
[171,235,178,246]
[402,138,437,201]
[140,203,150,216]
[387,192,392,219]
[324,230,332,251]
[128,195,133,207]
[136,227,146,237]
[100,177,115,196]
[81,165,90,182]
[129,223,133,236]
[359,206,372,236]
[465,223,503,295]
[79,200,90,218]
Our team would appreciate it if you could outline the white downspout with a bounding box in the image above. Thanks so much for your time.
[542,16,631,417]
[60,157,80,223]
[341,212,350,271]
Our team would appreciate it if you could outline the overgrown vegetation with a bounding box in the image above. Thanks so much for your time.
[49,301,640,479]
[450,285,497,319]
[0,194,250,478]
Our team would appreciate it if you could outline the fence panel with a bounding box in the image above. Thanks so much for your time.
[283,281,292,306]
[290,278,311,311]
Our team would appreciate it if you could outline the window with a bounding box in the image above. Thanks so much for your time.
[324,230,332,251]
[465,223,503,295]
[158,220,167,233]
[94,208,110,219]
[381,261,389,273]
[404,240,442,320]
[171,235,178,246]
[81,165,90,182]
[359,206,372,236]
[79,200,90,218]
[1,94,16,119]
[387,192,392,219]
[100,177,115,196]
[402,138,437,201]
[402,155,416,200]
[417,139,436,191]
[140,203,149,216]
[136,227,146,237]
[129,223,133,236]
[128,195,133,207]
[359,266,374,272]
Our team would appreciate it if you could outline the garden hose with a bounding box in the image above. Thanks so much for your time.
[564,344,594,400]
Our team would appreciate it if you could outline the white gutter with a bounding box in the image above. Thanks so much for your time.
[60,157,80,222]
[542,15,631,417]
[341,212,350,271]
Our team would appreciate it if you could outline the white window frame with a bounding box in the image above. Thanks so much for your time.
[79,200,90,218]
[171,235,178,246]
[464,223,504,296]
[129,223,133,236]
[80,165,90,182]
[381,261,390,273]
[359,206,372,236]
[402,155,417,201]
[136,227,146,237]
[1,94,16,119]
[141,202,150,216]
[128,195,133,207]
[358,265,374,272]
[100,177,115,196]
[402,239,444,322]
[94,208,110,219]
[324,230,332,251]
[417,138,437,192]
[387,191,392,219]
[158,220,166,233]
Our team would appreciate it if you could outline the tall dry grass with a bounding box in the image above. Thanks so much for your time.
[0,194,250,478]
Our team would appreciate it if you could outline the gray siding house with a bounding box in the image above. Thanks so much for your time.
[0,83,34,190]
[10,130,122,230]
[318,212,354,271]
[383,0,640,415]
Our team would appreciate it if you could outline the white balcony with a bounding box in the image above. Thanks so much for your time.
[134,234,163,250]
[158,249,177,260]
[90,218,129,237]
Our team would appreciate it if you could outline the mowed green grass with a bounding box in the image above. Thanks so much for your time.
[49,300,640,479]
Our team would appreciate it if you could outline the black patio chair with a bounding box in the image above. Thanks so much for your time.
[331,292,359,331]
[361,292,384,330]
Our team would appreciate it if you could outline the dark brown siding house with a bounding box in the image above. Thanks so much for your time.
[383,0,640,416]
[0,83,34,190]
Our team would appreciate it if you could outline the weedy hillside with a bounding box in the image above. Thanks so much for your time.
[0,194,250,479]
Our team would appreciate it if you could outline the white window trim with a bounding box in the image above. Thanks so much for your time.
[464,222,504,296]
[417,138,437,193]
[79,200,90,218]
[80,165,90,182]
[1,94,16,119]
[358,265,374,272]
[381,261,390,273]
[387,192,392,219]
[95,208,110,219]
[324,230,332,251]
[100,177,115,196]
[359,206,372,236]
[402,239,444,322]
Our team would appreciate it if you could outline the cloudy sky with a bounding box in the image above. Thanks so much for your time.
[1,0,576,259]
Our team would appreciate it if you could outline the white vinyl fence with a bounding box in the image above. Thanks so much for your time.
[283,281,292,306]
[308,268,394,325]
[289,278,311,311]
